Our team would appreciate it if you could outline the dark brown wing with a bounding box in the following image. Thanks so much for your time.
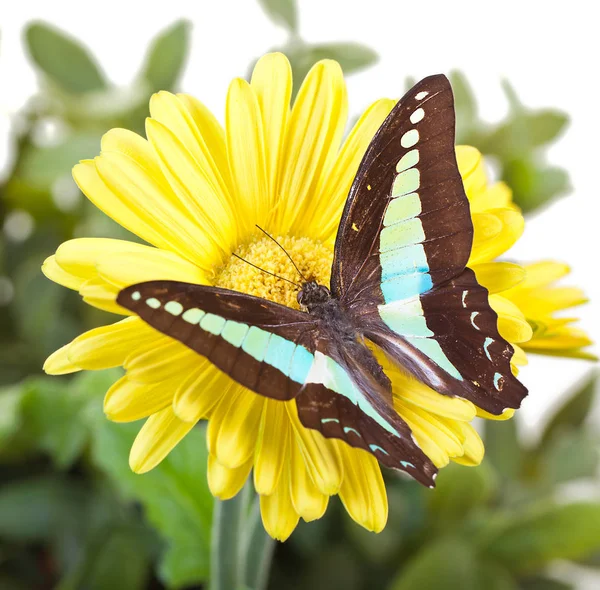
[363,269,527,414]
[297,339,437,486]
[118,281,319,400]
[331,74,472,305]
[328,74,527,414]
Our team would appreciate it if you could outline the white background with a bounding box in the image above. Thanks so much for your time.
[0,1,598,434]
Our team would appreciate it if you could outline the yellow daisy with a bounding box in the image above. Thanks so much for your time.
[42,53,591,541]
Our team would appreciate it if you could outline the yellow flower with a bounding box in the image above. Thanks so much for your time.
[42,53,591,541]
[503,261,595,360]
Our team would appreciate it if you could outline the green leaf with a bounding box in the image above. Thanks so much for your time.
[258,0,298,33]
[483,418,522,480]
[58,525,151,590]
[450,70,479,142]
[286,41,378,97]
[540,372,598,447]
[19,372,110,469]
[502,159,570,213]
[485,503,600,572]
[475,562,518,590]
[519,576,574,590]
[90,412,213,587]
[25,22,107,94]
[478,110,568,161]
[538,430,599,486]
[0,476,85,541]
[428,462,496,530]
[0,387,24,448]
[140,20,191,92]
[388,538,479,590]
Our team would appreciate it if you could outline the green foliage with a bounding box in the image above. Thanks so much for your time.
[257,0,298,33]
[25,22,107,94]
[90,415,213,587]
[452,73,571,213]
[139,20,191,93]
[485,503,600,571]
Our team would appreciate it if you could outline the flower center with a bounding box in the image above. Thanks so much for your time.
[215,235,333,309]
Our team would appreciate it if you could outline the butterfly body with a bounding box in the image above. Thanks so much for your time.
[118,74,528,485]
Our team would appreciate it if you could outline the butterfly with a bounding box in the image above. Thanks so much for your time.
[117,74,528,487]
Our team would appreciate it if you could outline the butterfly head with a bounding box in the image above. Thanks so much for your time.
[297,281,331,311]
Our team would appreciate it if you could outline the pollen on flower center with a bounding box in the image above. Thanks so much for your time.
[215,235,333,309]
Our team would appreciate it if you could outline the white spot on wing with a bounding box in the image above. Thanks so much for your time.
[470,311,480,329]
[401,129,419,148]
[415,91,429,100]
[410,108,425,124]
[461,291,468,308]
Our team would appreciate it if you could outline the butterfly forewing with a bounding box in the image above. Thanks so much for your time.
[332,74,527,414]
[118,281,319,401]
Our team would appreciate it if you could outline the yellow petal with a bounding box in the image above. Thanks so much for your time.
[511,343,528,366]
[277,60,347,234]
[477,407,515,421]
[254,400,290,495]
[286,401,342,494]
[173,362,232,422]
[470,209,524,265]
[226,78,268,235]
[129,406,196,473]
[79,277,125,315]
[251,53,292,203]
[42,255,83,291]
[489,295,534,343]
[399,403,464,458]
[67,317,154,370]
[310,98,396,242]
[289,433,329,522]
[337,444,388,533]
[94,151,218,269]
[125,341,200,384]
[55,238,148,279]
[521,261,571,288]
[74,159,172,253]
[43,344,80,375]
[456,145,487,198]
[96,248,208,289]
[390,369,476,422]
[471,262,526,294]
[104,376,174,422]
[177,93,234,199]
[145,117,235,256]
[148,92,234,213]
[470,181,515,213]
[208,388,263,469]
[207,453,252,500]
[260,467,299,541]
[450,423,484,466]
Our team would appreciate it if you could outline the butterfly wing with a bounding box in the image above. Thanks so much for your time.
[118,281,319,401]
[118,281,436,483]
[297,339,437,486]
[331,74,527,414]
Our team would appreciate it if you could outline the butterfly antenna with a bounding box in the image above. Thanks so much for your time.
[255,225,308,282]
[232,254,301,288]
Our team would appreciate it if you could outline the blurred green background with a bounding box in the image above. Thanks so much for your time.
[0,1,598,588]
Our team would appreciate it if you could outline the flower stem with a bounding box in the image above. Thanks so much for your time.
[209,487,249,590]
[242,499,276,590]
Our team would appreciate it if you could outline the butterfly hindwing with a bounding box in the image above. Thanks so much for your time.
[296,342,437,486]
[366,269,526,413]
[332,75,527,414]
[117,281,319,401]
